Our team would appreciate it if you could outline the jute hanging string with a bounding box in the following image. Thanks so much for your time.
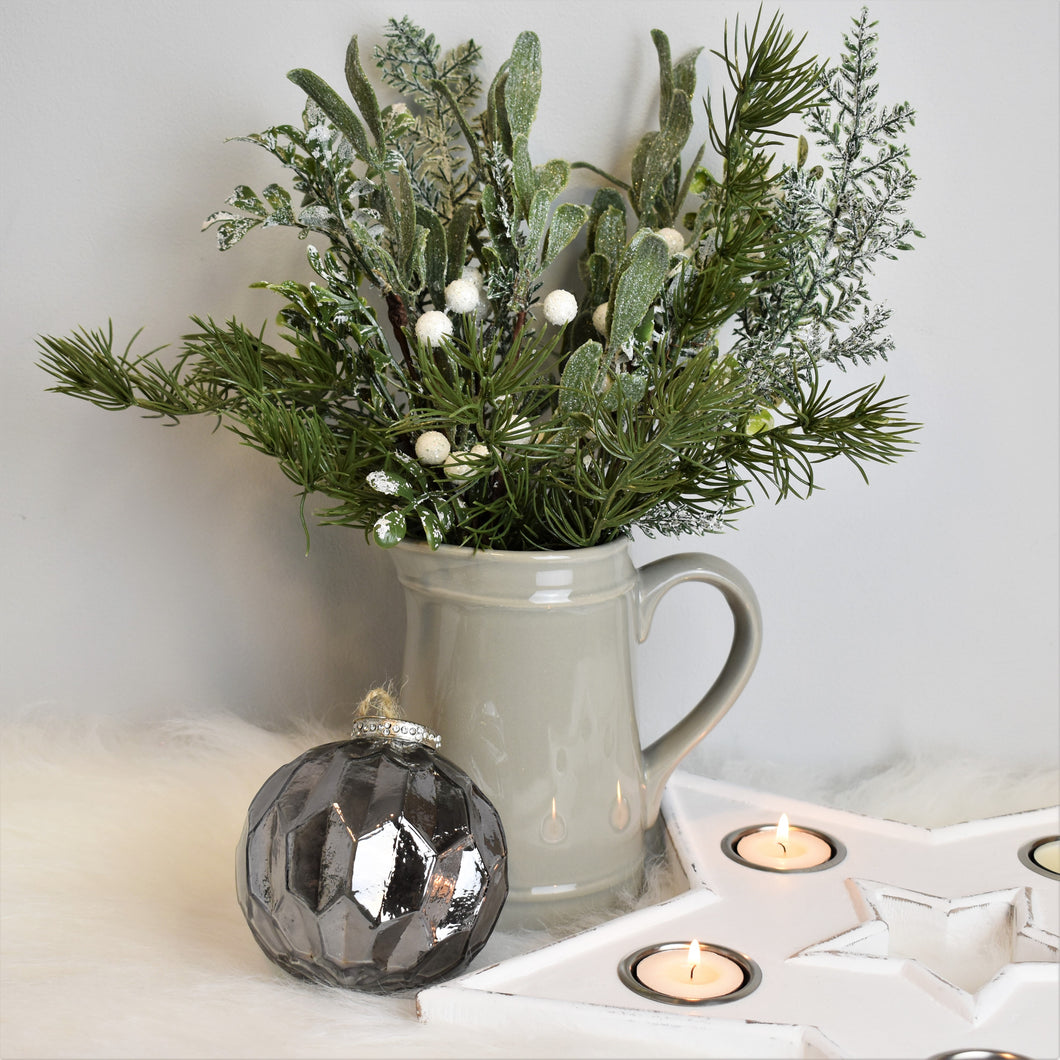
[351,686,441,749]
[355,685,402,721]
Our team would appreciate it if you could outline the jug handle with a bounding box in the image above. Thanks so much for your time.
[637,552,762,827]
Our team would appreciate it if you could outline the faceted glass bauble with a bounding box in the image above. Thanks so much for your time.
[236,738,508,993]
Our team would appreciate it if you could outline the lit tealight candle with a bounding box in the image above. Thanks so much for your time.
[734,814,835,871]
[1031,838,1060,875]
[633,940,747,1002]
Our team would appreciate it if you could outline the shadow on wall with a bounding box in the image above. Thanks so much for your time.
[74,416,412,733]
[300,521,408,730]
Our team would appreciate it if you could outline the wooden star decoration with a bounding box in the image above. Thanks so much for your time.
[417,772,1059,1059]
[792,879,1057,1023]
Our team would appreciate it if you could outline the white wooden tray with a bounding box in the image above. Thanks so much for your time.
[417,772,1059,1059]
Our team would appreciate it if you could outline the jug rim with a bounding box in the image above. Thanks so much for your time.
[390,536,632,563]
[389,535,637,606]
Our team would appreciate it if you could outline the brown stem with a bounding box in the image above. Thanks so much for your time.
[511,309,527,345]
[385,292,418,382]
[507,308,528,366]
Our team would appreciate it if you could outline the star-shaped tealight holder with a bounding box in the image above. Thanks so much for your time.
[792,879,1057,1023]
[417,772,1059,1059]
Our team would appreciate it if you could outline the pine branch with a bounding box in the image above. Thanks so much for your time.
[731,6,921,392]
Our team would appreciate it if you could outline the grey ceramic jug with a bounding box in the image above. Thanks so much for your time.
[391,538,761,917]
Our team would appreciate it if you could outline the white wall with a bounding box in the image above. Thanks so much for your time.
[2,1,1057,785]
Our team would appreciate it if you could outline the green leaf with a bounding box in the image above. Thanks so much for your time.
[403,224,429,298]
[344,35,383,147]
[480,182,508,255]
[672,46,701,98]
[542,203,589,268]
[593,205,627,266]
[652,30,674,125]
[512,133,535,217]
[262,184,294,226]
[588,187,626,222]
[607,230,669,353]
[504,31,542,139]
[584,252,611,298]
[526,188,552,258]
[418,509,444,549]
[367,469,415,501]
[446,203,474,281]
[419,207,448,308]
[559,339,607,414]
[287,67,375,164]
[346,211,401,289]
[535,158,569,200]
[396,161,417,265]
[602,370,648,411]
[372,509,407,547]
[688,166,717,196]
[208,216,263,251]
[629,132,656,214]
[485,61,510,149]
[226,186,267,217]
[634,88,693,219]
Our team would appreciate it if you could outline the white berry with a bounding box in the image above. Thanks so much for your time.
[443,444,490,480]
[415,431,451,466]
[414,310,453,347]
[542,289,578,326]
[657,227,685,256]
[444,278,481,314]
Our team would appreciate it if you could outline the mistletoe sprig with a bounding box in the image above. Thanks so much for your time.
[39,7,919,551]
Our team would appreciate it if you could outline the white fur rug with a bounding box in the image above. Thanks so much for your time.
[2,712,1057,1059]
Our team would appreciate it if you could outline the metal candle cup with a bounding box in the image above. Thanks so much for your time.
[722,818,845,873]
[1018,835,1060,879]
[618,941,761,1006]
[926,1051,1032,1060]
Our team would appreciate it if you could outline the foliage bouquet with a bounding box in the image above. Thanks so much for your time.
[40,8,919,552]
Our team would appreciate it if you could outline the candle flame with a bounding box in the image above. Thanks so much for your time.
[686,938,701,970]
[776,814,790,843]
[775,813,790,854]
[616,780,622,801]
[550,796,558,820]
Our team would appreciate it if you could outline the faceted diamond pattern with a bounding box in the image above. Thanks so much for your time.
[350,817,436,922]
[236,738,507,993]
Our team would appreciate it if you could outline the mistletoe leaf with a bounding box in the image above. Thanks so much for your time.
[526,188,551,259]
[542,203,589,268]
[535,158,569,200]
[344,35,384,147]
[446,202,474,281]
[395,161,417,265]
[607,230,669,353]
[512,133,535,217]
[672,45,701,98]
[559,339,606,415]
[635,88,693,220]
[593,205,627,267]
[503,31,542,139]
[287,66,375,164]
[652,29,674,124]
[419,207,448,308]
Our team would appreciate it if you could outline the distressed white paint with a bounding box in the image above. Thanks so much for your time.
[418,772,1060,1058]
